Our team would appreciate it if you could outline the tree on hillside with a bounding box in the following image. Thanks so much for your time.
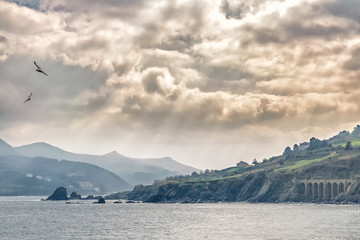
[345,141,352,150]
[283,146,292,156]
[352,125,360,136]
[191,172,199,177]
[328,130,350,143]
[308,137,330,150]
[293,144,300,152]
[299,142,309,150]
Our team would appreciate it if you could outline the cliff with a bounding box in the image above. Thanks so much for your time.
[126,129,360,204]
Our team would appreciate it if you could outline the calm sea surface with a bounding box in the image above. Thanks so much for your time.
[0,197,359,240]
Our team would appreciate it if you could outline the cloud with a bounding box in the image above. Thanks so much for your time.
[4,0,39,9]
[322,0,360,22]
[0,36,6,42]
[220,0,284,20]
[39,0,146,19]
[343,47,360,71]
[142,67,176,96]
[242,2,357,45]
[1,0,360,169]
[0,1,64,35]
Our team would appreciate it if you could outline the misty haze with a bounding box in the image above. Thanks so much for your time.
[1,0,360,239]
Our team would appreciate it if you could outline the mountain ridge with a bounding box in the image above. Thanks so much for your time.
[0,154,132,196]
[0,138,19,156]
[14,141,200,185]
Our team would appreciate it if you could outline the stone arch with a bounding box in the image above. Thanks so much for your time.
[319,182,324,199]
[333,182,338,197]
[308,183,313,198]
[313,183,319,199]
[339,182,345,194]
[325,182,332,200]
[299,179,355,200]
[300,183,306,196]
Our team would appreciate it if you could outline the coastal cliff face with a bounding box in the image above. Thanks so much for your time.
[126,144,360,204]
[127,171,302,203]
[127,171,360,204]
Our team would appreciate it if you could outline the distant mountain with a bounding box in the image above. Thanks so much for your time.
[135,156,198,174]
[15,142,200,185]
[0,154,132,196]
[0,139,19,156]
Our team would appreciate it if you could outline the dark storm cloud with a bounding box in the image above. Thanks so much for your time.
[0,36,7,43]
[246,7,355,45]
[134,1,205,48]
[220,0,244,19]
[157,34,201,51]
[321,0,360,22]
[193,63,254,93]
[235,0,360,47]
[220,0,285,20]
[203,65,252,81]
[112,61,131,77]
[142,69,167,95]
[254,23,349,44]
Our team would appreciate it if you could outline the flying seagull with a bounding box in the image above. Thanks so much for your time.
[24,93,32,103]
[34,61,48,76]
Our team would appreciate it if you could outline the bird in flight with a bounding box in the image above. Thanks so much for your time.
[24,93,32,103]
[34,61,48,76]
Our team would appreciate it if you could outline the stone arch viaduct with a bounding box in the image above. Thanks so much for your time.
[299,179,355,200]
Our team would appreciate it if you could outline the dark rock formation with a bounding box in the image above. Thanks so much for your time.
[85,195,95,200]
[105,191,130,200]
[46,187,68,201]
[69,191,82,200]
[94,197,105,204]
[125,171,313,203]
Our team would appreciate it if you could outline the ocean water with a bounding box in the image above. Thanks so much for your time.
[0,197,359,240]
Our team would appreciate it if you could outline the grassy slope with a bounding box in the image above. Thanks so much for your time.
[164,137,360,184]
[123,135,360,203]
[334,139,360,147]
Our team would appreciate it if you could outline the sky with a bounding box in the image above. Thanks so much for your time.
[1,0,360,170]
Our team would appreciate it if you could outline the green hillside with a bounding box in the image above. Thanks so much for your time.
[124,125,360,203]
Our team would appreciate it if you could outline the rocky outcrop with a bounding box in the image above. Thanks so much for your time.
[125,171,314,203]
[46,187,68,201]
[69,191,82,200]
[334,181,360,203]
[126,172,269,203]
[85,195,95,200]
[94,197,105,204]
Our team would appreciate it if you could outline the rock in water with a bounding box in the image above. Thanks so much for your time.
[46,187,68,201]
[69,191,82,200]
[96,197,105,204]
[85,195,95,200]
